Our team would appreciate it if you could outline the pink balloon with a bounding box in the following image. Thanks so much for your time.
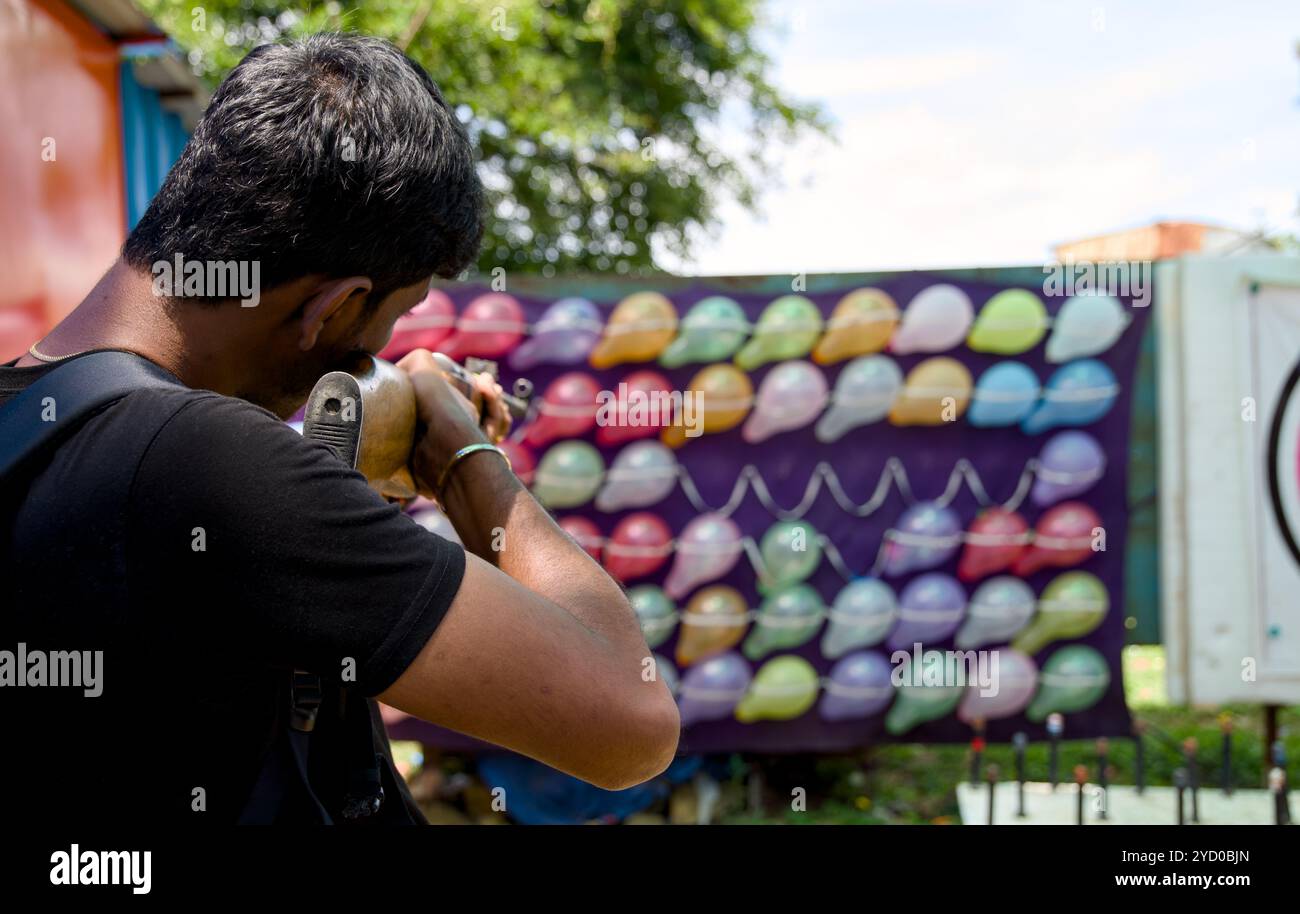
[0,308,42,362]
[663,513,743,598]
[558,516,604,562]
[742,361,828,443]
[957,508,1030,582]
[438,292,525,360]
[1013,502,1102,576]
[603,512,673,582]
[957,649,1038,722]
[595,370,674,447]
[379,289,456,360]
[498,440,536,487]
[521,372,601,447]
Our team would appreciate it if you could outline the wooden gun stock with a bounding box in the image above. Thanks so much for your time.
[301,353,531,501]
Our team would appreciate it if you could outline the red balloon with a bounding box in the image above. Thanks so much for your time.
[958,508,1030,582]
[379,289,456,360]
[602,512,673,582]
[595,369,674,447]
[559,516,604,562]
[1012,501,1102,576]
[520,372,601,447]
[498,440,536,487]
[438,292,525,360]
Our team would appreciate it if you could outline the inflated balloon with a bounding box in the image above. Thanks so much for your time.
[508,297,602,370]
[629,585,678,649]
[821,577,898,658]
[675,585,750,666]
[890,284,973,355]
[957,649,1038,722]
[967,289,1049,355]
[589,291,678,369]
[652,654,680,696]
[735,655,820,723]
[1046,295,1131,363]
[813,288,899,364]
[818,651,895,721]
[954,577,1036,649]
[1025,645,1110,721]
[886,573,966,651]
[1031,431,1106,506]
[532,441,605,508]
[881,501,963,577]
[521,372,601,447]
[957,508,1030,582]
[661,363,753,448]
[889,357,972,426]
[677,651,752,727]
[734,295,823,370]
[0,308,41,362]
[380,289,456,359]
[498,440,536,487]
[659,296,748,367]
[410,504,461,545]
[743,584,826,660]
[1020,359,1119,434]
[1012,571,1109,655]
[815,355,903,442]
[742,360,828,443]
[757,520,823,593]
[663,513,743,599]
[438,292,525,360]
[885,650,966,734]
[602,512,673,582]
[594,369,673,447]
[1013,501,1101,576]
[558,515,603,562]
[967,361,1041,428]
[594,441,679,512]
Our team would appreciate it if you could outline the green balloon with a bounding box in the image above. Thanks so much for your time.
[735,655,819,722]
[629,585,677,649]
[1026,645,1110,721]
[734,295,823,370]
[659,296,748,368]
[967,289,1048,355]
[758,520,823,593]
[743,583,826,660]
[532,441,605,508]
[885,651,964,734]
[1012,571,1109,655]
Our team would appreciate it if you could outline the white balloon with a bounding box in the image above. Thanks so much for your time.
[815,355,902,442]
[594,440,679,511]
[1045,295,1131,363]
[891,284,974,354]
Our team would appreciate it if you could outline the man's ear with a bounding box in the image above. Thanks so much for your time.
[297,276,373,351]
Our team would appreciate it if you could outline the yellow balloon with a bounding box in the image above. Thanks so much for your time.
[813,288,899,364]
[966,289,1048,355]
[734,655,819,723]
[589,292,679,368]
[661,363,754,448]
[888,357,972,426]
[675,585,750,667]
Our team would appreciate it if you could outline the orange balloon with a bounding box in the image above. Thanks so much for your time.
[661,363,754,448]
[888,357,972,426]
[589,292,678,369]
[813,288,899,364]
[675,585,750,666]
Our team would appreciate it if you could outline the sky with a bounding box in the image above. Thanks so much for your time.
[661,0,1300,276]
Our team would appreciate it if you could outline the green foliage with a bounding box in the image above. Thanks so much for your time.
[137,0,828,276]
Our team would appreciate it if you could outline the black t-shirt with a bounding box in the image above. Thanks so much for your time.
[0,354,466,824]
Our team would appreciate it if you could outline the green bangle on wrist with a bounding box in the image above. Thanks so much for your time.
[436,442,512,495]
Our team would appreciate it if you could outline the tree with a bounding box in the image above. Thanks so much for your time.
[139,0,828,277]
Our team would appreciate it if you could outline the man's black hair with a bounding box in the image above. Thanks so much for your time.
[123,32,484,306]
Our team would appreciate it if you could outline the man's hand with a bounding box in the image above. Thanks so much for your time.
[397,349,512,497]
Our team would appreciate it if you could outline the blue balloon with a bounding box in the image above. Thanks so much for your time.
[1020,359,1118,434]
[967,361,1041,427]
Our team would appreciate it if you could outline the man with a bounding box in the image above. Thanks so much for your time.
[0,33,678,824]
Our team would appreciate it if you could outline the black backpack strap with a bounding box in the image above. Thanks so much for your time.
[0,350,184,480]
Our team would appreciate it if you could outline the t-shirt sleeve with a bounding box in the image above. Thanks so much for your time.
[127,391,466,695]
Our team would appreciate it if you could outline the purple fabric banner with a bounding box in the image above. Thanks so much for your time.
[388,271,1150,752]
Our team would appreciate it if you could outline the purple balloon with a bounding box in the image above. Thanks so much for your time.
[957,648,1038,722]
[508,297,602,370]
[1031,430,1107,506]
[880,502,963,576]
[886,573,967,651]
[677,651,752,728]
[818,651,895,722]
